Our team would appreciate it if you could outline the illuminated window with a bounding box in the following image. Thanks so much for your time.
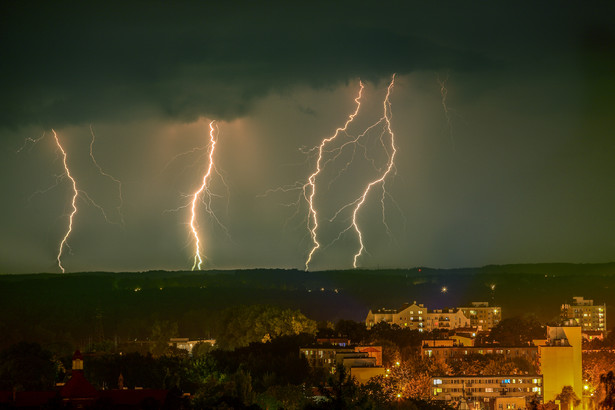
[434,379,443,385]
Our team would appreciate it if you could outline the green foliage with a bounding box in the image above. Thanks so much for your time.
[214,305,317,350]
[151,320,179,356]
[256,384,309,410]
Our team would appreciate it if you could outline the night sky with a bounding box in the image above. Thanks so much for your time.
[1,1,614,273]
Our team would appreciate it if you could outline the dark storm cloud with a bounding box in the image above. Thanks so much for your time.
[3,0,611,128]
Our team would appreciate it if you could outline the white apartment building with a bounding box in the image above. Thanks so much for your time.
[365,302,470,332]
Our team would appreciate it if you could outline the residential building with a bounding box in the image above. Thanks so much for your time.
[431,375,543,409]
[300,346,385,383]
[316,338,351,347]
[365,302,427,329]
[365,302,470,332]
[560,296,606,334]
[427,308,471,331]
[169,338,215,355]
[421,345,538,364]
[300,346,354,371]
[458,302,502,331]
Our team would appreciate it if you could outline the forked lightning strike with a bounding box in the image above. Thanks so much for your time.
[304,82,365,270]
[19,129,125,272]
[262,74,400,270]
[189,121,219,271]
[89,125,125,225]
[52,129,79,273]
[347,74,397,267]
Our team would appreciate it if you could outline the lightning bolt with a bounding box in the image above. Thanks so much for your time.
[52,129,79,274]
[16,132,46,153]
[304,82,365,270]
[437,73,454,150]
[18,129,126,272]
[189,121,220,271]
[327,74,397,268]
[89,125,125,226]
[260,75,400,270]
[348,74,397,267]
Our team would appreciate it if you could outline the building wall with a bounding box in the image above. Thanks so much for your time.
[350,367,386,384]
[300,347,354,372]
[355,346,383,366]
[431,375,543,404]
[458,303,502,331]
[421,346,538,362]
[538,326,582,405]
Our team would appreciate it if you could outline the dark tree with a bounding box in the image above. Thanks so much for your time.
[335,320,368,344]
[0,342,58,391]
[556,385,581,410]
[600,371,615,410]
[488,316,545,346]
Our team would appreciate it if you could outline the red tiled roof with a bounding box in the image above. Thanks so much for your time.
[60,371,99,399]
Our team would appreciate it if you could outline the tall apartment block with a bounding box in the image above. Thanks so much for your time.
[560,296,606,334]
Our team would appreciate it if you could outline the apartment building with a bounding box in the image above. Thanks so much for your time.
[458,302,502,331]
[365,302,470,331]
[431,375,543,409]
[560,296,606,333]
[421,345,538,363]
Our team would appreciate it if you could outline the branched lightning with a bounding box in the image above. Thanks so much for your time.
[437,73,454,150]
[16,132,46,153]
[303,82,365,270]
[188,121,223,271]
[350,75,396,266]
[261,74,400,270]
[52,129,79,273]
[89,125,125,225]
[18,129,126,272]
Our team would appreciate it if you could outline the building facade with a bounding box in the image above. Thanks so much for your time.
[431,375,543,409]
[458,302,502,331]
[421,345,539,363]
[365,302,471,332]
[560,296,606,333]
[537,326,582,405]
[299,346,385,383]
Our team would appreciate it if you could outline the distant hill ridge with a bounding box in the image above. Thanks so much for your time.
[0,263,613,351]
